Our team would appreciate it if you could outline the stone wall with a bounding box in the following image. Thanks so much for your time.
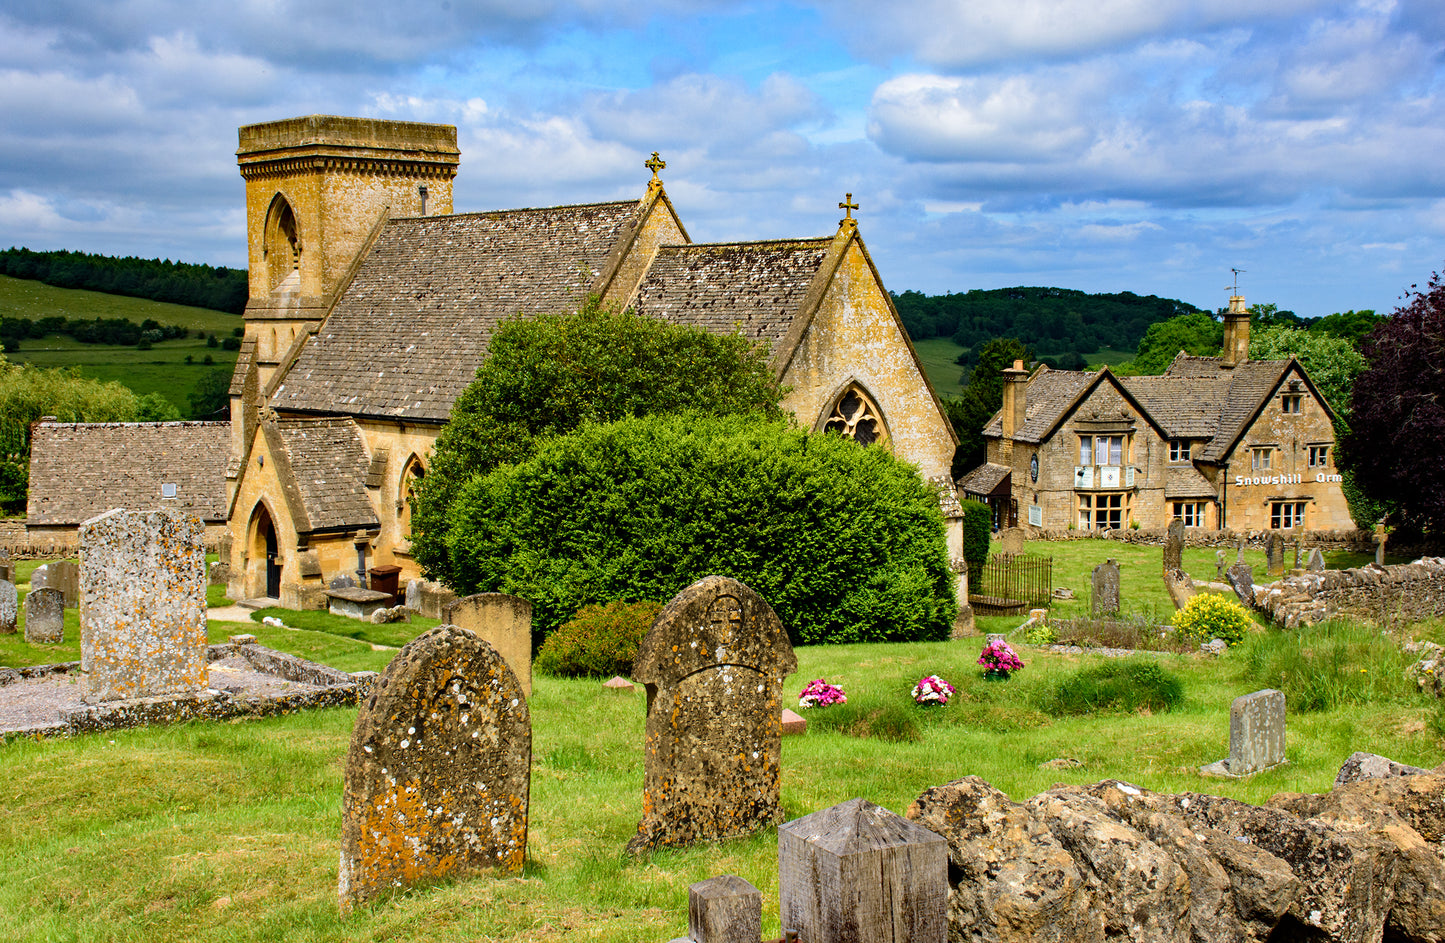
[1255,557,1445,628]
[0,518,223,558]
[1027,524,1374,551]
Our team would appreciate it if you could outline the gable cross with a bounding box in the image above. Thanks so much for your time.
[839,193,859,222]
[645,151,666,182]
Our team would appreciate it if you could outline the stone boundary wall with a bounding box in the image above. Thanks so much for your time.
[0,518,223,559]
[1255,557,1445,628]
[1026,525,1374,551]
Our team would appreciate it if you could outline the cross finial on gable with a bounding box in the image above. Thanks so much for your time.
[839,193,859,224]
[645,151,666,183]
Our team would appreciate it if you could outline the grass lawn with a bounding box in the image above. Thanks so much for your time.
[0,274,244,335]
[1,541,1441,941]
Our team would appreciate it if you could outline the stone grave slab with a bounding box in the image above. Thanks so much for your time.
[1215,550,1227,581]
[0,579,15,634]
[1266,533,1285,577]
[603,676,635,692]
[1227,563,1256,608]
[1163,568,1195,610]
[781,708,807,736]
[1163,518,1184,572]
[338,624,530,912]
[1201,688,1287,777]
[29,563,51,591]
[51,560,79,608]
[1091,559,1120,616]
[626,575,797,854]
[1307,548,1326,572]
[443,593,532,698]
[24,587,64,644]
[79,509,207,703]
[326,587,392,620]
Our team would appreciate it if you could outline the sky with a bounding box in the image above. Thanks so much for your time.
[2,0,1443,319]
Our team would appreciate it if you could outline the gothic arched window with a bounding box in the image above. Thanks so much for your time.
[263,194,301,290]
[823,385,889,447]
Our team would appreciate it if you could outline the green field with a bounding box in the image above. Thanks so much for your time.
[1083,347,1134,368]
[0,539,1440,941]
[0,275,242,415]
[911,337,967,397]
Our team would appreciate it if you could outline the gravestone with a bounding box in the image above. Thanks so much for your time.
[1307,548,1326,572]
[1226,563,1256,608]
[949,557,976,638]
[404,578,421,611]
[1236,537,1245,564]
[51,560,79,608]
[1201,689,1287,777]
[1292,538,1303,571]
[442,593,533,698]
[1163,568,1195,610]
[29,563,51,591]
[1163,518,1185,572]
[779,798,948,943]
[0,579,15,634]
[79,509,207,703]
[338,624,530,912]
[1090,559,1120,616]
[1266,532,1285,576]
[1215,550,1227,581]
[627,575,797,855]
[998,526,1026,555]
[689,875,761,943]
[0,548,12,583]
[24,587,64,644]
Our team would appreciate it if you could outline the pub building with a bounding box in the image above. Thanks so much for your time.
[959,297,1352,533]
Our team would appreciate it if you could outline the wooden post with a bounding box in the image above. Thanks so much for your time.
[688,875,761,943]
[778,798,947,943]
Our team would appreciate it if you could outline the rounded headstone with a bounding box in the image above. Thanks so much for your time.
[24,587,64,644]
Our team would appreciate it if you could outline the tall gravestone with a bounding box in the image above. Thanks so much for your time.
[0,548,13,583]
[1091,559,1120,616]
[1215,550,1227,581]
[29,563,51,592]
[1375,524,1388,566]
[0,579,15,634]
[24,587,64,643]
[339,624,530,912]
[443,593,533,698]
[1163,518,1185,572]
[1236,537,1246,564]
[1201,689,1287,777]
[79,509,207,702]
[1163,568,1195,610]
[52,560,79,608]
[1266,532,1285,577]
[627,575,797,854]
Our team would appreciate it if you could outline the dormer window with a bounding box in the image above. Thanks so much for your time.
[1281,394,1302,414]
[1169,440,1191,463]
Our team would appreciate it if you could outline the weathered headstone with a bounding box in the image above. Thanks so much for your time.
[1292,538,1303,571]
[1226,563,1256,608]
[442,593,533,698]
[79,509,207,703]
[0,548,13,583]
[1215,549,1227,581]
[1201,689,1287,777]
[1091,559,1120,616]
[1306,548,1326,572]
[0,579,15,634]
[779,798,948,943]
[24,587,64,643]
[1163,518,1185,572]
[949,557,975,638]
[1236,537,1245,564]
[29,563,51,591]
[1266,532,1285,576]
[627,575,797,854]
[404,578,421,611]
[51,560,79,608]
[998,526,1026,555]
[1163,568,1195,610]
[688,875,761,943]
[338,624,530,912]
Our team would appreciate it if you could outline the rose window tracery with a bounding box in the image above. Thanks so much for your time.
[823,386,888,446]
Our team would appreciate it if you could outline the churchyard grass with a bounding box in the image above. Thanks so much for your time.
[2,611,1440,942]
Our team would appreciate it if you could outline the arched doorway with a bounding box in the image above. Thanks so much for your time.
[251,503,282,600]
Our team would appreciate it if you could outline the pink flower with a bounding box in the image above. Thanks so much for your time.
[798,678,847,708]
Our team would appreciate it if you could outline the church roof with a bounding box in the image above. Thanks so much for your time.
[27,421,230,526]
[629,238,833,347]
[270,201,645,423]
[262,418,378,534]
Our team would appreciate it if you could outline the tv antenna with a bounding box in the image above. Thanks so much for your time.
[1228,267,1246,294]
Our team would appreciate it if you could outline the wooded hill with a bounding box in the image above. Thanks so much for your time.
[0,247,247,314]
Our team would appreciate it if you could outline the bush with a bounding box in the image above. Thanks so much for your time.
[962,500,991,576]
[1239,620,1419,711]
[441,413,957,645]
[1172,593,1253,646]
[535,599,663,678]
[1042,659,1185,716]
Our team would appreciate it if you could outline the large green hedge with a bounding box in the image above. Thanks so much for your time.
[962,500,992,576]
[439,413,957,646]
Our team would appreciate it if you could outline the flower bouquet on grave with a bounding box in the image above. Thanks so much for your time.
[911,674,955,706]
[798,678,847,709]
[978,640,1024,680]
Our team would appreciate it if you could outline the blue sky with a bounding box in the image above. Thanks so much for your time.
[2,0,1443,319]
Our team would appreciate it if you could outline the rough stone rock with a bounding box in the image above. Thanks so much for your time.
[1200,639,1227,656]
[1026,789,1190,943]
[626,575,797,855]
[367,605,411,625]
[1335,751,1432,786]
[906,777,1100,943]
[338,624,530,912]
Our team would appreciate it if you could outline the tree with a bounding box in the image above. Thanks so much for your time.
[1125,312,1222,375]
[1342,266,1445,531]
[947,338,1030,476]
[188,368,232,419]
[134,392,181,422]
[1249,326,1364,421]
[438,413,956,645]
[411,299,786,588]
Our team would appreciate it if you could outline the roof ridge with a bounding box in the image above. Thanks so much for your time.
[35,420,229,429]
[388,200,638,223]
[659,236,833,250]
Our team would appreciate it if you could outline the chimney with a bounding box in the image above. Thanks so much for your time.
[1000,359,1029,440]
[1222,295,1250,367]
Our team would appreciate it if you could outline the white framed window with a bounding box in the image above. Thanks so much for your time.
[1078,492,1125,530]
[1169,440,1191,463]
[1308,444,1330,468]
[1079,434,1124,466]
[1252,447,1274,472]
[1271,501,1306,529]
[1281,394,1302,414]
[1172,501,1205,527]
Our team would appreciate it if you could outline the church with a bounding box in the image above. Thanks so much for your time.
[221,115,958,608]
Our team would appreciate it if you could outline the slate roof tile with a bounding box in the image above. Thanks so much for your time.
[273,418,378,532]
[958,462,1012,496]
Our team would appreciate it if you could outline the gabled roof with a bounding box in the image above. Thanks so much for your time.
[628,237,832,350]
[270,199,649,422]
[27,422,230,526]
[958,462,1012,497]
[261,418,378,534]
[981,368,1127,442]
[1162,354,1304,462]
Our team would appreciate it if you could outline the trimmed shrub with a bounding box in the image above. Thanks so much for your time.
[1172,593,1253,646]
[962,500,991,576]
[1042,659,1185,716]
[535,599,664,678]
[441,413,957,645]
